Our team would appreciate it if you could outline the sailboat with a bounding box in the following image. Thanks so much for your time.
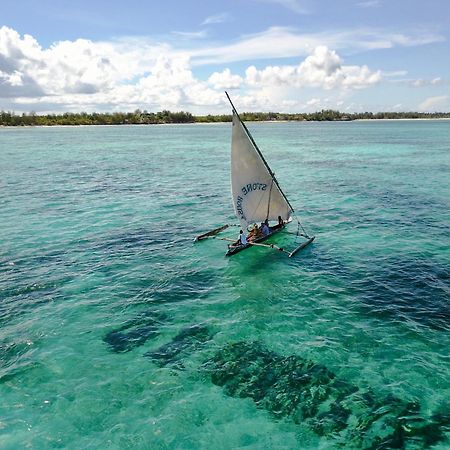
[195,92,315,257]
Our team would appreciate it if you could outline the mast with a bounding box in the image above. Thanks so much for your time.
[225,91,295,214]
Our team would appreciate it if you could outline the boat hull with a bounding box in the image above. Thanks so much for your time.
[225,225,284,257]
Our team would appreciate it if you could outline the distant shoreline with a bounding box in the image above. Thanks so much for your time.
[355,117,450,121]
[1,109,450,126]
[2,118,450,128]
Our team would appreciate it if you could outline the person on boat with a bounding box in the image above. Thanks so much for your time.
[259,222,265,235]
[261,220,270,236]
[271,215,284,231]
[247,223,259,242]
[237,229,247,246]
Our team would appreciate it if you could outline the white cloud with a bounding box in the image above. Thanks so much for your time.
[131,54,221,107]
[0,25,226,112]
[208,68,243,89]
[412,79,425,87]
[382,70,408,77]
[191,26,444,66]
[431,77,443,85]
[0,25,169,98]
[252,0,309,14]
[297,46,343,88]
[244,46,381,90]
[0,26,380,113]
[411,77,445,87]
[357,0,381,8]
[306,97,321,106]
[192,27,317,66]
[418,95,449,112]
[0,69,23,86]
[202,13,232,25]
[171,30,208,40]
[0,24,445,114]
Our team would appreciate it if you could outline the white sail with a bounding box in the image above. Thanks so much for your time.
[231,111,293,229]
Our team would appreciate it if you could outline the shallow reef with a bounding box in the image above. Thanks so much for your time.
[103,310,168,353]
[205,341,450,448]
[146,324,214,368]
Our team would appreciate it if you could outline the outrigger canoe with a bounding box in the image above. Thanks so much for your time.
[195,92,315,258]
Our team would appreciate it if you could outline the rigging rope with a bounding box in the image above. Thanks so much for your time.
[293,213,310,239]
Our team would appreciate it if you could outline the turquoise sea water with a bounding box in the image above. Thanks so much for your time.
[1,121,449,449]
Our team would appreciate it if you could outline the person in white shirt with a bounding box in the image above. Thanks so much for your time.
[238,229,247,246]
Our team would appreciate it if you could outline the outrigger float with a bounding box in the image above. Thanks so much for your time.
[195,92,315,257]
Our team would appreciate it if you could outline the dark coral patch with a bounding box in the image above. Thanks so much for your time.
[206,341,450,448]
[104,311,167,353]
[146,324,214,368]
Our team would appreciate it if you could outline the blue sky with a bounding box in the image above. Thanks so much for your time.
[1,0,449,113]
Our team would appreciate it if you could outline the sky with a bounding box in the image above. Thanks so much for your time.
[1,0,449,114]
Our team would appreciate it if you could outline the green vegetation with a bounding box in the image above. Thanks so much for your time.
[1,109,450,126]
[0,110,195,126]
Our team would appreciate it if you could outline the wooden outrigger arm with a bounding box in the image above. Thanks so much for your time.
[247,241,290,255]
[249,236,315,257]
[194,225,230,241]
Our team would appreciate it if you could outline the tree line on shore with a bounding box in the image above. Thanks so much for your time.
[1,109,449,126]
